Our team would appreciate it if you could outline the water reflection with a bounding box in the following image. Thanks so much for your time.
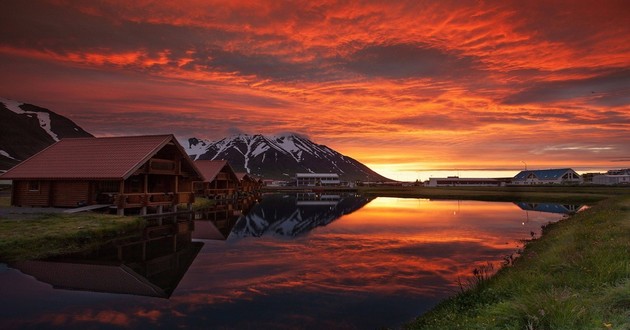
[0,196,573,329]
[515,202,584,214]
[12,217,202,299]
[229,193,373,238]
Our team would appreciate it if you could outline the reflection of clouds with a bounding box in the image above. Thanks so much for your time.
[178,199,561,307]
[0,198,569,329]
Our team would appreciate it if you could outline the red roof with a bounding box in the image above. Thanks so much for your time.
[0,134,199,180]
[194,160,237,182]
[235,172,258,182]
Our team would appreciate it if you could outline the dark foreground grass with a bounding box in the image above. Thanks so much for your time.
[407,196,630,329]
[0,213,145,262]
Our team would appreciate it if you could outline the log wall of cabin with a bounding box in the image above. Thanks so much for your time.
[51,181,91,207]
[12,180,52,207]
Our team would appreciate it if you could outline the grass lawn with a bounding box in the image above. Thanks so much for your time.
[407,195,630,329]
[0,213,145,262]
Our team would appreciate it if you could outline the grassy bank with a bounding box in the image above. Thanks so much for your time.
[0,213,145,262]
[0,197,215,262]
[407,195,630,329]
[358,186,627,203]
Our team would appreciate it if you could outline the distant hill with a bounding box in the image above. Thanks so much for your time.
[181,133,391,182]
[0,98,93,172]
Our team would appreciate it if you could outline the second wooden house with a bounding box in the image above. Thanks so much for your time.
[193,160,239,200]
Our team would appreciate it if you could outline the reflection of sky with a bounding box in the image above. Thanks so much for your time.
[0,198,565,329]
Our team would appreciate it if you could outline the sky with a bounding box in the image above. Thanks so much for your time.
[0,0,629,181]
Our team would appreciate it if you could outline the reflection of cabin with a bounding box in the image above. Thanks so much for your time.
[193,160,239,200]
[512,168,582,185]
[235,172,261,195]
[0,135,201,215]
[13,238,203,298]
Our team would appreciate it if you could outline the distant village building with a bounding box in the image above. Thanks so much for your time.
[0,135,201,215]
[193,160,239,200]
[295,173,340,187]
[512,168,582,185]
[427,177,502,187]
[592,174,630,185]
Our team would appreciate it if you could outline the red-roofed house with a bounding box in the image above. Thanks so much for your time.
[193,160,239,200]
[235,172,262,195]
[0,135,201,215]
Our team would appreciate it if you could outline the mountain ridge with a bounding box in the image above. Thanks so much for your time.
[0,97,389,182]
[181,133,390,182]
[0,97,93,172]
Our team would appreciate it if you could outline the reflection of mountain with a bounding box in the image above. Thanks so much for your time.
[193,197,259,240]
[13,221,202,298]
[231,193,373,238]
[515,202,583,214]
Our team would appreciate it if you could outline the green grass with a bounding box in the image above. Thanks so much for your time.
[407,196,630,329]
[0,213,145,262]
[182,196,216,210]
[0,196,9,207]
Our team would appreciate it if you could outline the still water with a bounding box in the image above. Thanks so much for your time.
[0,194,579,329]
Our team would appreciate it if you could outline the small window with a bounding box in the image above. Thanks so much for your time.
[28,181,40,191]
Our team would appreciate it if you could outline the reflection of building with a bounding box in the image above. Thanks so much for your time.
[232,193,372,238]
[296,173,340,187]
[512,168,582,185]
[515,202,583,214]
[296,193,340,206]
[427,177,501,187]
[0,135,202,215]
[13,219,202,298]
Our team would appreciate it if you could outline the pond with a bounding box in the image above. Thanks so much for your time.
[0,194,581,329]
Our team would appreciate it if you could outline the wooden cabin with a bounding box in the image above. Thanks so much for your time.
[193,160,239,200]
[0,135,202,215]
[235,172,261,195]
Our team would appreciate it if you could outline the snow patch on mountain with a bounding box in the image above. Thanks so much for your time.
[179,137,211,160]
[0,150,19,160]
[0,98,59,141]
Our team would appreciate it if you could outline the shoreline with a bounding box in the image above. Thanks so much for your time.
[406,195,630,329]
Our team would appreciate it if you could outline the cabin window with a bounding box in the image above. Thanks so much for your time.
[28,181,40,191]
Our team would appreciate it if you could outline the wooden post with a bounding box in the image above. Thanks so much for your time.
[141,174,148,215]
[117,180,125,216]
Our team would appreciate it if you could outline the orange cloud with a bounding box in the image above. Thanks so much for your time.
[1,0,629,180]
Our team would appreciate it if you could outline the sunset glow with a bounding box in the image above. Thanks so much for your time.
[1,1,628,180]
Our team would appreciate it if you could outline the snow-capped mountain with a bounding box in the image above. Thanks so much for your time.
[181,133,390,181]
[0,98,93,171]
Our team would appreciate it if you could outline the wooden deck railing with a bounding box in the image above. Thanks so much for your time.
[203,188,237,199]
[115,192,195,208]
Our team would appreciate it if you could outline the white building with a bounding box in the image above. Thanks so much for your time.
[512,168,582,185]
[427,177,501,187]
[295,173,340,187]
[592,174,630,185]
